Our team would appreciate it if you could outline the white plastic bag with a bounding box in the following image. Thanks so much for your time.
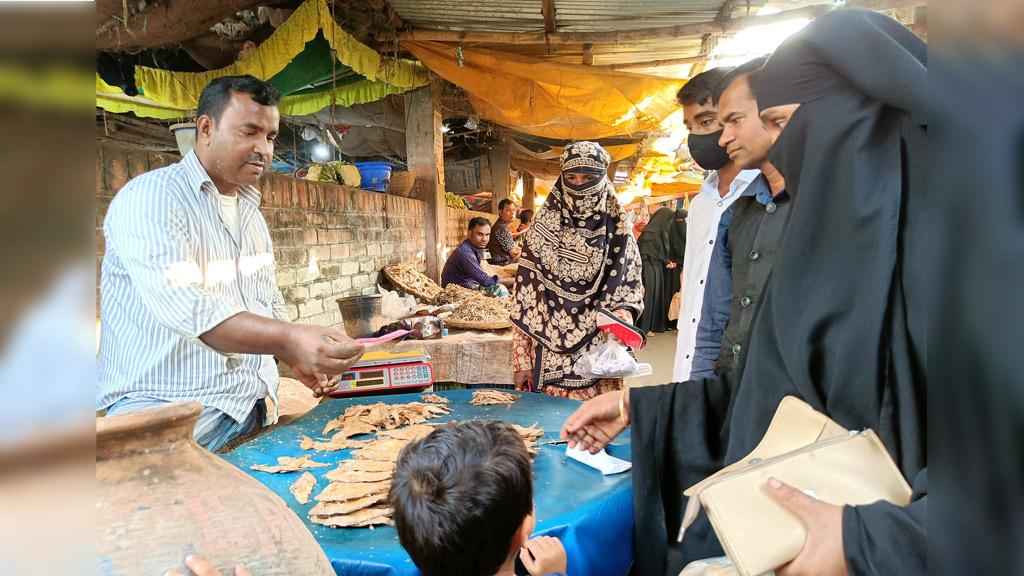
[378,285,416,320]
[573,339,639,379]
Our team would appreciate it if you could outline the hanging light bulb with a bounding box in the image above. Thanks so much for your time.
[313,143,330,160]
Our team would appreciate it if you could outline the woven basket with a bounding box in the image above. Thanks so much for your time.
[383,264,442,303]
[443,318,513,331]
[388,171,416,197]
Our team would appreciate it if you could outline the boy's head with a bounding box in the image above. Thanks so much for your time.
[390,420,534,576]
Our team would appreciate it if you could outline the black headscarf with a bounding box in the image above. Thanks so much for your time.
[637,207,675,263]
[668,208,688,266]
[513,142,644,389]
[630,10,928,574]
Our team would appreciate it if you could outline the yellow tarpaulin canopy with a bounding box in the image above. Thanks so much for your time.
[134,0,380,109]
[403,41,685,140]
[96,0,429,118]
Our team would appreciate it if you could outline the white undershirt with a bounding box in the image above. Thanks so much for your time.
[217,192,240,243]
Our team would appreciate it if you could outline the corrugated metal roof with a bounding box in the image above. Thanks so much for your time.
[386,0,759,33]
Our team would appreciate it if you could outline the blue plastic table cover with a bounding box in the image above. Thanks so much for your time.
[222,389,633,576]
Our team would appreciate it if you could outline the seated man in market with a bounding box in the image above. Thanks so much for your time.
[97,75,365,452]
[390,420,567,576]
[487,199,523,266]
[441,217,510,297]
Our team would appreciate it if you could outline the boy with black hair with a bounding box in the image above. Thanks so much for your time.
[389,420,567,576]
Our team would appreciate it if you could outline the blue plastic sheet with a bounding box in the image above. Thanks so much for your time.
[222,389,633,575]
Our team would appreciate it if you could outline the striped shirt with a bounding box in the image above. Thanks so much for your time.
[97,150,289,424]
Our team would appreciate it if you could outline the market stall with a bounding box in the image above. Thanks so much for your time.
[223,390,634,576]
[383,329,513,386]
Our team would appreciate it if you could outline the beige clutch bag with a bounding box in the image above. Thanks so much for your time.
[677,397,913,576]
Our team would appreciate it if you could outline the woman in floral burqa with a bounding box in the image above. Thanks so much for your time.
[510,141,644,400]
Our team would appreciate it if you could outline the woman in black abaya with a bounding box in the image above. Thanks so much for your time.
[665,208,687,330]
[636,207,675,334]
[561,9,928,576]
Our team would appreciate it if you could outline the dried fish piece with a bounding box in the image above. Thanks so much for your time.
[309,493,388,517]
[311,506,394,528]
[508,423,544,441]
[315,480,391,503]
[470,389,520,406]
[421,393,448,404]
[324,467,393,483]
[331,459,394,473]
[300,435,373,452]
[378,424,436,442]
[322,417,377,438]
[289,472,317,505]
[251,455,330,473]
[350,439,409,462]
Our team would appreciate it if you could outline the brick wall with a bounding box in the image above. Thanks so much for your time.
[444,207,495,256]
[96,141,427,327]
[262,174,425,326]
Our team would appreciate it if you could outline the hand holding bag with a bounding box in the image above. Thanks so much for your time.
[677,397,913,576]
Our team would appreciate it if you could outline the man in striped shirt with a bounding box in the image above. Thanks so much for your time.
[97,76,364,451]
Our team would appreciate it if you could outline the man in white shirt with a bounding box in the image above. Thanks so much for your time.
[672,68,761,382]
[98,76,365,450]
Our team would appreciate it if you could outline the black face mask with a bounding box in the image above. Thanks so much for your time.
[687,130,731,171]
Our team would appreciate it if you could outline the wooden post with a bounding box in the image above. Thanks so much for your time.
[522,172,536,212]
[488,144,512,214]
[582,43,594,65]
[405,83,447,282]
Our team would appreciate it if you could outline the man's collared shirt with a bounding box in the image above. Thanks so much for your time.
[691,175,773,379]
[672,168,760,382]
[441,240,499,289]
[97,150,289,424]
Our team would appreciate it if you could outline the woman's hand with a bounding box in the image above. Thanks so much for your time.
[513,370,533,392]
[767,478,849,576]
[560,390,627,453]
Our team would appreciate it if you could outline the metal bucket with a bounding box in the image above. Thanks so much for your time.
[336,295,384,338]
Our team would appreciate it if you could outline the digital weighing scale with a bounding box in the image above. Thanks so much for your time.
[328,348,434,397]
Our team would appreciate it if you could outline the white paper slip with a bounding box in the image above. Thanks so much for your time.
[565,445,632,475]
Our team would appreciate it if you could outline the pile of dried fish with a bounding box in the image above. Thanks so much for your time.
[433,284,479,306]
[303,406,448,528]
[257,398,547,529]
[470,389,520,406]
[384,263,443,302]
[322,401,452,435]
[310,478,394,527]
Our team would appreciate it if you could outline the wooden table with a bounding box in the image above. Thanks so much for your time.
[381,328,513,385]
